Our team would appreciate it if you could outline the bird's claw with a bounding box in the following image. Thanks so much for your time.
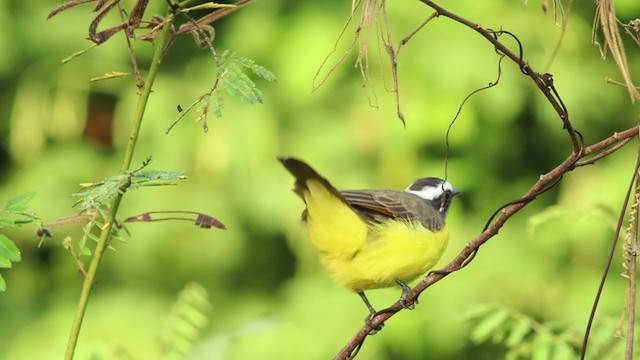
[365,311,384,334]
[399,292,418,310]
[396,279,418,310]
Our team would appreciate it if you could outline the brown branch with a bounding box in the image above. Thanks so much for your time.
[581,126,639,157]
[335,122,638,359]
[174,0,254,36]
[574,137,632,167]
[418,0,581,154]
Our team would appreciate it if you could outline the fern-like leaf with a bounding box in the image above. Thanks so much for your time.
[0,192,41,291]
[73,169,186,210]
[215,50,276,110]
[160,282,210,358]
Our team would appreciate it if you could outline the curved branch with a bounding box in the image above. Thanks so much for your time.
[335,126,639,359]
[418,0,581,154]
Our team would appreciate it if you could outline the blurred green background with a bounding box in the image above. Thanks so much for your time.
[1,0,640,359]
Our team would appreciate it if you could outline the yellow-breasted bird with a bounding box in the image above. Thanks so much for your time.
[279,157,460,324]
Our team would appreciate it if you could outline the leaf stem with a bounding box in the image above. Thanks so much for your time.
[64,7,174,360]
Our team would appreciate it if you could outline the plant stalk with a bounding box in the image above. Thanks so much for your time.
[626,166,640,360]
[65,9,174,360]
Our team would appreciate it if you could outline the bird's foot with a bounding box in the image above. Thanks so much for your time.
[359,291,384,334]
[397,279,418,310]
[364,310,384,335]
[400,294,417,310]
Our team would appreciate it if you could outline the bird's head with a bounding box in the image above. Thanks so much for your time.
[405,177,460,218]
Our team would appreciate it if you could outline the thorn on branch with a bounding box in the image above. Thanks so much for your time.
[541,73,554,87]
[62,236,88,278]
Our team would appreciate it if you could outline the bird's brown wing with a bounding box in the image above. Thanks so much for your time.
[340,190,416,220]
[341,189,444,231]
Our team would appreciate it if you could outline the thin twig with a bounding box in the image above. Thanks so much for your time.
[580,154,640,359]
[312,1,362,91]
[396,12,437,56]
[117,3,144,89]
[443,54,505,182]
[574,137,632,167]
[379,1,404,125]
[606,77,640,90]
[544,0,573,72]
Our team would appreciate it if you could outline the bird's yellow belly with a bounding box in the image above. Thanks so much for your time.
[314,220,449,292]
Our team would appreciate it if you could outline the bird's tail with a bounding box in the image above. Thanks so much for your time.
[278,156,366,256]
[277,157,344,202]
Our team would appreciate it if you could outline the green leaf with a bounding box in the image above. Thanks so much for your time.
[215,50,275,106]
[4,192,35,212]
[73,169,186,210]
[531,333,553,360]
[0,255,12,268]
[0,234,21,262]
[248,64,277,82]
[13,218,35,226]
[0,218,15,228]
[133,170,187,183]
[0,274,5,292]
[470,309,510,343]
[506,318,532,347]
[160,283,210,356]
[219,65,262,103]
[87,232,99,242]
[210,92,223,118]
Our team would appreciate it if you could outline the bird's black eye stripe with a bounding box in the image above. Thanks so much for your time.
[443,190,452,199]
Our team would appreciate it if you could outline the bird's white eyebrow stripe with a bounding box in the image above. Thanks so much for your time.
[405,181,455,201]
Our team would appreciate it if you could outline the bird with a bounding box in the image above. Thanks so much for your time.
[278,156,460,328]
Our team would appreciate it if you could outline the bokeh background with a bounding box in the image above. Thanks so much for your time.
[1,0,640,359]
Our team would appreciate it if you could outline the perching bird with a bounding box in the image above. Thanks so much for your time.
[279,157,459,326]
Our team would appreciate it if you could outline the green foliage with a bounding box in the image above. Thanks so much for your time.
[167,50,277,133]
[160,282,210,359]
[0,192,41,291]
[72,169,187,211]
[215,49,277,105]
[69,166,186,255]
[463,303,636,359]
[208,50,276,119]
